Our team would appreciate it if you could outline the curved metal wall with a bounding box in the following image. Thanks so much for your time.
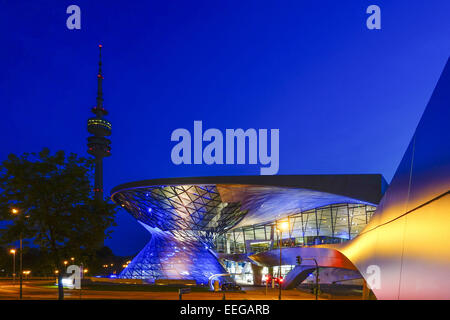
[339,58,450,299]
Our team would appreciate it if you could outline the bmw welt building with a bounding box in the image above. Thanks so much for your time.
[112,58,450,299]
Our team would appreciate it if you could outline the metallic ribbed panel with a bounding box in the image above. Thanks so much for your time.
[218,185,374,229]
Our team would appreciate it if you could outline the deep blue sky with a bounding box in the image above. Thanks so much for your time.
[1,1,449,256]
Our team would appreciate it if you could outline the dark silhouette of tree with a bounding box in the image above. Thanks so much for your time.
[0,148,116,299]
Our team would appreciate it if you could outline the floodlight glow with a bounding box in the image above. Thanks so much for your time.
[277,221,289,232]
[61,278,74,288]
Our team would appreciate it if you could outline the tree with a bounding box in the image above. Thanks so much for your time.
[0,148,116,299]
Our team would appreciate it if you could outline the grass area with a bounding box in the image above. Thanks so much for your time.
[39,282,211,293]
[38,282,246,293]
[84,284,212,292]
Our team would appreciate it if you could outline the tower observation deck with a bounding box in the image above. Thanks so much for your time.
[87,44,111,201]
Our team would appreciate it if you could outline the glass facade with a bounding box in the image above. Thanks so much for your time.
[223,260,254,284]
[119,227,227,284]
[215,203,376,254]
[223,262,297,285]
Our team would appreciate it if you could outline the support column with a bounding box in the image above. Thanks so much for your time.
[268,266,274,278]
[226,234,231,254]
[251,264,263,285]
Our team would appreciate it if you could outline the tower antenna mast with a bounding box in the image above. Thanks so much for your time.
[87,44,112,201]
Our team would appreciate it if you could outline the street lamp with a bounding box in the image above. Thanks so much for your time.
[276,220,289,300]
[11,208,23,300]
[9,249,16,283]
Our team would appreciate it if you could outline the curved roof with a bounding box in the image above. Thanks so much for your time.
[111,174,386,204]
[111,174,385,234]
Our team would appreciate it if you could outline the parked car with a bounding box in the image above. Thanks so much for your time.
[221,282,242,291]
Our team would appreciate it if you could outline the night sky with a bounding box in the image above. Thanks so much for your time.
[1,1,450,256]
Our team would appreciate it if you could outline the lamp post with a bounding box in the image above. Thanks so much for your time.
[276,220,289,300]
[11,208,24,299]
[19,232,23,299]
[9,249,16,284]
[297,256,319,300]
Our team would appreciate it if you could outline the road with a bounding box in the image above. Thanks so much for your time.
[0,280,358,300]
